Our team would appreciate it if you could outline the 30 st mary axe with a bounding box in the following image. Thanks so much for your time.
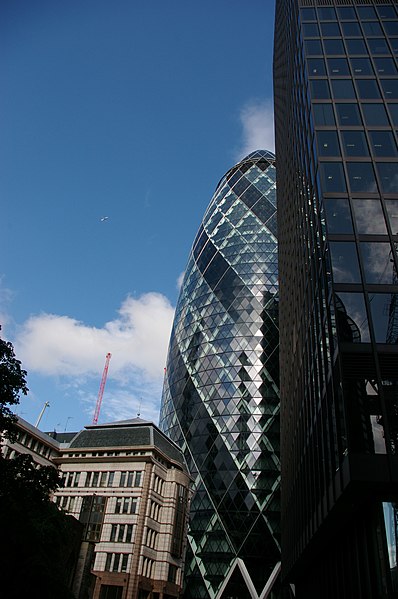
[274,1,398,597]
[160,151,281,599]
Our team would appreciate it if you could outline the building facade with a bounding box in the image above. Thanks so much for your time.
[274,1,398,597]
[2,417,191,599]
[159,151,282,599]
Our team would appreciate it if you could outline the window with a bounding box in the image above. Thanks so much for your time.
[383,21,398,36]
[346,162,377,193]
[341,22,362,36]
[305,40,323,56]
[350,57,374,76]
[337,7,356,20]
[119,471,142,488]
[376,163,398,192]
[310,79,330,99]
[331,79,356,99]
[168,564,178,584]
[360,242,395,284]
[370,294,398,343]
[374,57,398,75]
[316,131,340,156]
[110,524,134,543]
[376,6,396,19]
[324,198,353,234]
[145,527,158,550]
[301,8,316,21]
[368,39,390,54]
[321,22,340,37]
[357,6,377,20]
[307,58,326,76]
[115,497,138,514]
[362,103,389,126]
[319,162,347,193]
[385,199,398,233]
[318,7,336,21]
[313,103,335,126]
[335,292,370,342]
[362,22,383,36]
[141,557,154,578]
[329,242,361,283]
[388,104,398,126]
[336,103,362,126]
[150,500,162,521]
[327,58,350,75]
[153,475,165,495]
[380,80,398,99]
[368,131,398,157]
[303,23,319,37]
[99,584,123,599]
[345,39,367,54]
[341,131,369,157]
[324,39,345,55]
[356,79,381,99]
[105,553,129,573]
[352,199,387,235]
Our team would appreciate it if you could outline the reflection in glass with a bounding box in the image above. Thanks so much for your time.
[316,131,340,156]
[303,23,320,37]
[321,22,340,37]
[352,199,387,234]
[361,242,395,284]
[369,293,398,343]
[301,8,316,21]
[310,79,330,99]
[324,198,353,234]
[385,199,398,234]
[329,241,361,283]
[341,22,361,36]
[357,6,377,20]
[341,130,369,157]
[337,7,356,20]
[336,103,362,125]
[345,39,367,54]
[374,57,398,76]
[307,58,326,76]
[368,39,390,54]
[350,57,374,76]
[380,80,398,100]
[356,79,381,99]
[346,162,377,193]
[335,292,370,342]
[382,502,398,592]
[313,103,335,125]
[381,384,398,456]
[362,22,383,36]
[318,7,336,20]
[305,39,323,55]
[331,79,356,99]
[324,39,345,55]
[327,57,349,75]
[376,163,398,193]
[362,103,389,126]
[388,104,398,126]
[320,162,347,193]
[368,131,398,157]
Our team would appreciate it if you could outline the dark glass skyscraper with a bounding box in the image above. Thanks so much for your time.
[160,151,281,599]
[274,1,398,597]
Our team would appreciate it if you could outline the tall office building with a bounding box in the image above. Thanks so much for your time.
[160,151,281,598]
[274,1,398,597]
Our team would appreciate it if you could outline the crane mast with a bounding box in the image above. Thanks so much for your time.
[92,352,111,425]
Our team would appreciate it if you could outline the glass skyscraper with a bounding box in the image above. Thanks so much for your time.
[160,151,281,599]
[274,1,398,597]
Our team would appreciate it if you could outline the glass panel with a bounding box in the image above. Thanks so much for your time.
[329,241,361,282]
[362,103,389,126]
[368,38,390,54]
[318,7,336,20]
[374,57,398,76]
[384,21,398,36]
[337,7,356,21]
[336,103,362,126]
[356,79,381,99]
[335,292,370,342]
[376,6,397,19]
[390,38,398,55]
[350,57,374,76]
[310,79,330,99]
[303,23,320,37]
[342,22,362,36]
[357,7,377,20]
[384,199,398,234]
[361,241,395,283]
[380,80,398,99]
[352,199,387,234]
[376,163,398,192]
[362,22,383,36]
[324,39,345,55]
[346,39,367,54]
[313,103,335,125]
[346,162,377,193]
[388,104,398,126]
[316,131,340,156]
[341,131,369,157]
[305,39,323,55]
[331,79,356,99]
[368,131,398,157]
[382,502,398,590]
[327,58,350,75]
[382,384,398,455]
[321,22,341,37]
[307,58,326,76]
[370,294,398,343]
[319,162,347,193]
[301,8,317,21]
[324,198,353,234]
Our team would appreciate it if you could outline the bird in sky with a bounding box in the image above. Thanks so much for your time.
[100,216,109,222]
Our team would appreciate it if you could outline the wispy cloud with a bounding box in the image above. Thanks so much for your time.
[236,99,275,160]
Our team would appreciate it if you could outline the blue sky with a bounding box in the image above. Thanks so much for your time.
[1,0,275,432]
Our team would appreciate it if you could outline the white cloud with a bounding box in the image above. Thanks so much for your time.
[15,292,175,382]
[237,99,275,159]
[176,271,185,290]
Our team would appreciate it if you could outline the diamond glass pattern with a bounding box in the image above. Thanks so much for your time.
[159,151,280,599]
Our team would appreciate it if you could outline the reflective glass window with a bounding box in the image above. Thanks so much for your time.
[324,39,345,55]
[374,57,398,76]
[305,40,323,55]
[301,8,317,21]
[362,103,389,126]
[352,199,388,234]
[361,242,395,284]
[307,58,326,76]
[328,58,350,75]
[383,21,398,36]
[331,79,356,99]
[316,131,340,156]
[388,103,398,125]
[324,198,353,233]
[336,103,362,126]
[350,57,374,76]
[390,38,398,54]
[357,7,377,20]
[337,7,356,21]
[329,242,361,283]
[310,79,330,99]
[303,23,320,37]
[345,39,368,54]
[321,22,341,37]
[320,162,347,193]
[342,22,362,36]
[356,79,381,99]
[346,162,377,193]
[368,131,398,157]
[384,199,398,233]
[368,39,390,54]
[313,103,335,125]
[376,6,397,19]
[362,22,383,36]
[341,131,369,157]
[335,292,370,342]
[380,80,398,99]
[318,7,336,20]
[376,162,398,192]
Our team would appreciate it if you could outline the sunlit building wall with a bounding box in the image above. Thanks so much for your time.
[274,1,398,597]
[160,151,281,599]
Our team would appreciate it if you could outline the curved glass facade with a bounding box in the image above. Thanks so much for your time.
[159,151,281,599]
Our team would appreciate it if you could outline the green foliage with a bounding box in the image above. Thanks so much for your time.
[0,328,28,438]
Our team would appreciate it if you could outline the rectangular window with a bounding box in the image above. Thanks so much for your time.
[316,131,340,156]
[356,79,381,99]
[319,162,347,193]
[352,199,387,235]
[376,163,398,192]
[336,103,362,126]
[381,80,398,100]
[341,131,369,157]
[362,104,389,126]
[331,79,356,99]
[368,131,398,157]
[323,39,345,55]
[327,57,350,75]
[329,242,361,283]
[313,103,335,126]
[346,162,377,193]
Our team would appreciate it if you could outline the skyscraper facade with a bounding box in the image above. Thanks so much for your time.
[160,151,281,599]
[274,1,398,597]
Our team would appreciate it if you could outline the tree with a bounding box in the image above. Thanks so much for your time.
[0,326,28,437]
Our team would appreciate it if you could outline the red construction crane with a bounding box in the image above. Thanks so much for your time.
[92,352,112,425]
